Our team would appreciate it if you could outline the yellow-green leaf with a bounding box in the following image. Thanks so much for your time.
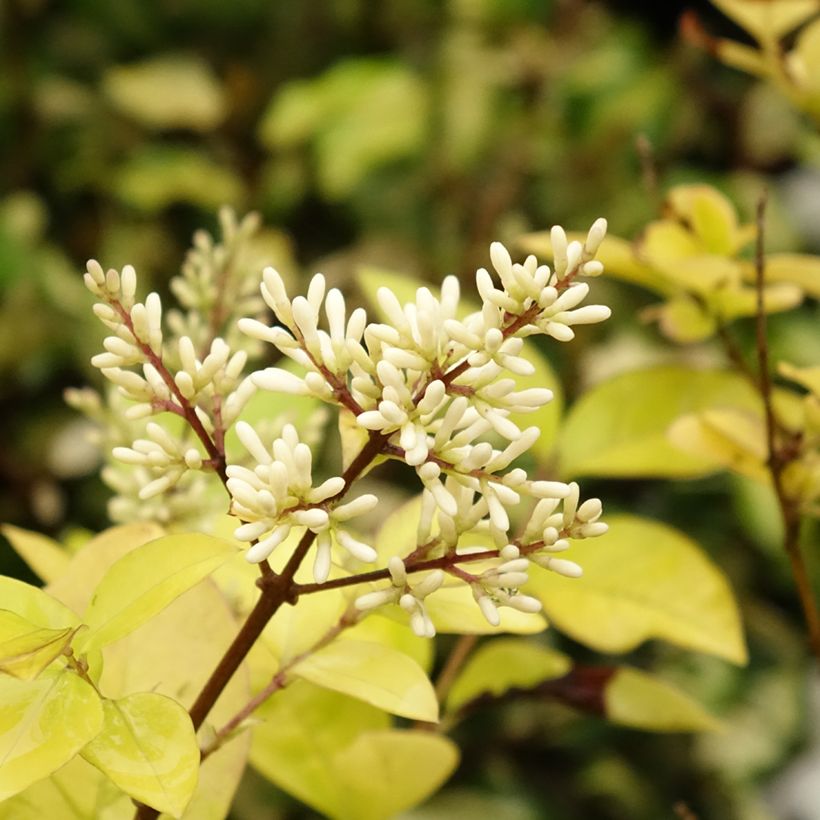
[0,609,78,680]
[645,295,717,342]
[667,408,768,481]
[99,577,250,820]
[1,525,68,583]
[605,667,723,732]
[447,638,571,713]
[711,0,819,43]
[0,755,132,820]
[558,366,761,478]
[81,693,199,818]
[526,514,747,663]
[46,522,165,617]
[760,253,820,298]
[331,730,459,820]
[518,232,669,294]
[103,55,225,131]
[250,679,389,818]
[290,639,438,722]
[82,533,237,651]
[0,669,103,800]
[343,612,434,673]
[0,577,79,631]
[666,184,741,255]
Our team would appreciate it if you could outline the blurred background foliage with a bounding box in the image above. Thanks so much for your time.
[2,0,820,818]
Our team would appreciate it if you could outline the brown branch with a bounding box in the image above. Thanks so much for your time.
[752,192,820,660]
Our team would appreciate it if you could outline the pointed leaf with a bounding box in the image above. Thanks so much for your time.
[558,366,761,478]
[0,670,103,800]
[82,533,237,651]
[605,667,723,732]
[81,693,199,818]
[757,253,820,298]
[45,522,165,617]
[0,577,79,631]
[447,638,571,712]
[290,639,438,721]
[0,609,78,680]
[666,184,741,255]
[1,525,68,583]
[526,514,747,663]
[332,730,459,820]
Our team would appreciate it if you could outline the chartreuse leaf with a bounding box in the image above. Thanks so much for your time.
[250,679,390,818]
[81,693,199,818]
[0,609,78,680]
[0,577,79,631]
[667,408,768,481]
[446,639,570,713]
[605,668,723,732]
[518,231,670,294]
[99,579,250,820]
[81,533,236,651]
[0,669,103,800]
[355,266,563,459]
[558,366,760,478]
[711,0,818,43]
[290,639,438,722]
[263,587,347,664]
[1,524,68,583]
[0,755,132,820]
[666,184,742,255]
[46,522,165,617]
[526,514,747,664]
[343,612,434,673]
[331,730,459,820]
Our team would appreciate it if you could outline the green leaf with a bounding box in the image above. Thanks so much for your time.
[46,522,165,617]
[605,667,723,732]
[0,577,79,631]
[0,670,103,800]
[114,146,243,212]
[103,56,225,131]
[250,679,389,818]
[81,693,199,818]
[558,366,761,478]
[0,609,78,680]
[526,514,747,663]
[290,639,439,722]
[666,184,742,256]
[331,730,459,820]
[1,525,69,583]
[447,638,571,713]
[82,533,237,651]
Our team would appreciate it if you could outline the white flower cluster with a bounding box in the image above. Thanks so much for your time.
[237,222,611,632]
[355,557,444,638]
[80,210,612,636]
[228,421,378,581]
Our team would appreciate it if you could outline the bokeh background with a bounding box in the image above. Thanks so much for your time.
[3,0,820,818]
